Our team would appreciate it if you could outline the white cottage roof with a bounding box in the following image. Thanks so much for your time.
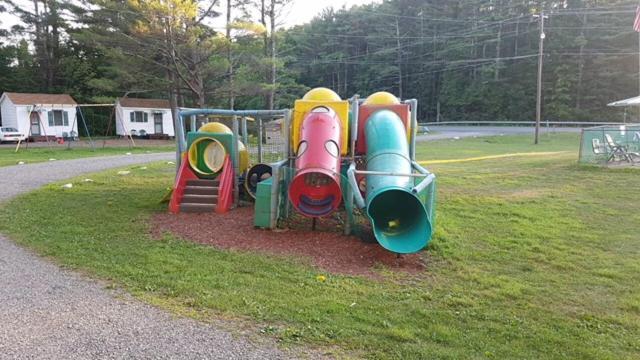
[118,98,170,109]
[2,92,77,105]
[607,96,640,107]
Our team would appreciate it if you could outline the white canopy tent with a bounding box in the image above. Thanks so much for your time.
[608,96,640,107]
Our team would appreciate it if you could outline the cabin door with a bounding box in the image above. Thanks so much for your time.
[154,113,163,134]
[30,112,41,136]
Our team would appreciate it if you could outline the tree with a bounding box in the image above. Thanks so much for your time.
[255,0,291,109]
[74,0,225,108]
[3,0,69,90]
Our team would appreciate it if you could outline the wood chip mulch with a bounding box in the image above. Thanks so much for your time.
[150,207,426,278]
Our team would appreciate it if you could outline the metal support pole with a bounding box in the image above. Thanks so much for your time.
[257,118,263,163]
[404,99,418,161]
[343,183,352,236]
[283,110,292,218]
[284,110,292,160]
[533,11,547,145]
[77,106,96,151]
[347,163,366,209]
[190,115,196,132]
[231,115,240,208]
[180,109,289,118]
[350,95,359,159]
[174,111,186,168]
[241,116,248,145]
[343,97,358,235]
[355,169,428,178]
[68,109,79,150]
[268,159,288,229]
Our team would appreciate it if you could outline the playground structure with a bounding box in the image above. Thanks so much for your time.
[168,88,436,254]
[579,124,640,166]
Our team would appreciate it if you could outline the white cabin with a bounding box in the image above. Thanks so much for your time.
[0,92,78,139]
[115,98,174,138]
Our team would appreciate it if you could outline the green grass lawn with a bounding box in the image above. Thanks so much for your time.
[1,132,639,359]
[0,145,175,167]
[416,131,578,160]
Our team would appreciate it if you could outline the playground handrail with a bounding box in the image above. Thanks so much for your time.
[346,163,366,209]
[411,161,436,195]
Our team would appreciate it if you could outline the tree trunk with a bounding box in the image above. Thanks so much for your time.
[268,0,276,110]
[196,76,205,108]
[575,14,587,110]
[226,0,234,109]
[343,62,348,96]
[49,0,59,89]
[260,0,270,108]
[514,20,519,56]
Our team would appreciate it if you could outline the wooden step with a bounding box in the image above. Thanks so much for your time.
[184,185,219,195]
[182,194,218,204]
[186,179,219,187]
[180,203,216,213]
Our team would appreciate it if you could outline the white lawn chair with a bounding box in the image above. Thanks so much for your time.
[591,138,607,155]
[604,134,639,163]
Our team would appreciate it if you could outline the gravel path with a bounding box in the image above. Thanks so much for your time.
[0,153,288,359]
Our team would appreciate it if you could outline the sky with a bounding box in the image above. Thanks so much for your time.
[277,0,381,27]
[1,0,382,33]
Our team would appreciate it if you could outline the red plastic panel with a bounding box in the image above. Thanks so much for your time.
[216,155,234,214]
[355,104,410,155]
[169,153,198,213]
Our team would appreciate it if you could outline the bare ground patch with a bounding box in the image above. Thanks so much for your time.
[151,207,427,278]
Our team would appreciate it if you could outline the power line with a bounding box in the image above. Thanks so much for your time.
[303,53,538,66]
[553,52,639,56]
[549,9,637,15]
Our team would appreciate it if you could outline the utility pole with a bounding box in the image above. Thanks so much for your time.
[495,21,502,81]
[533,11,548,145]
[395,17,403,99]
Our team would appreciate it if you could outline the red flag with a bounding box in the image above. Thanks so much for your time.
[634,6,640,32]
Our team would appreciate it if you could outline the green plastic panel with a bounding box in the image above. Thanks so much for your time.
[186,132,237,176]
[254,177,273,228]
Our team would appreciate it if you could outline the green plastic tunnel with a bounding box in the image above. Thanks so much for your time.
[365,110,432,253]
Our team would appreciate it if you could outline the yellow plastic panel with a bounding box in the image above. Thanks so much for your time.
[199,122,232,134]
[237,140,249,172]
[303,87,342,102]
[364,91,400,106]
[292,100,350,155]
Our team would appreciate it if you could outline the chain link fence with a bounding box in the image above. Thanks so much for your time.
[579,124,640,166]
[198,115,288,166]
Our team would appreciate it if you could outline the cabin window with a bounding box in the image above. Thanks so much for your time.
[130,111,148,123]
[47,110,69,126]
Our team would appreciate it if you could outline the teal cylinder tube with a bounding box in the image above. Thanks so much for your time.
[364,110,432,253]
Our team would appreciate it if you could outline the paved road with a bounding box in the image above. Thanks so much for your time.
[0,139,175,149]
[417,125,581,141]
[0,153,288,359]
